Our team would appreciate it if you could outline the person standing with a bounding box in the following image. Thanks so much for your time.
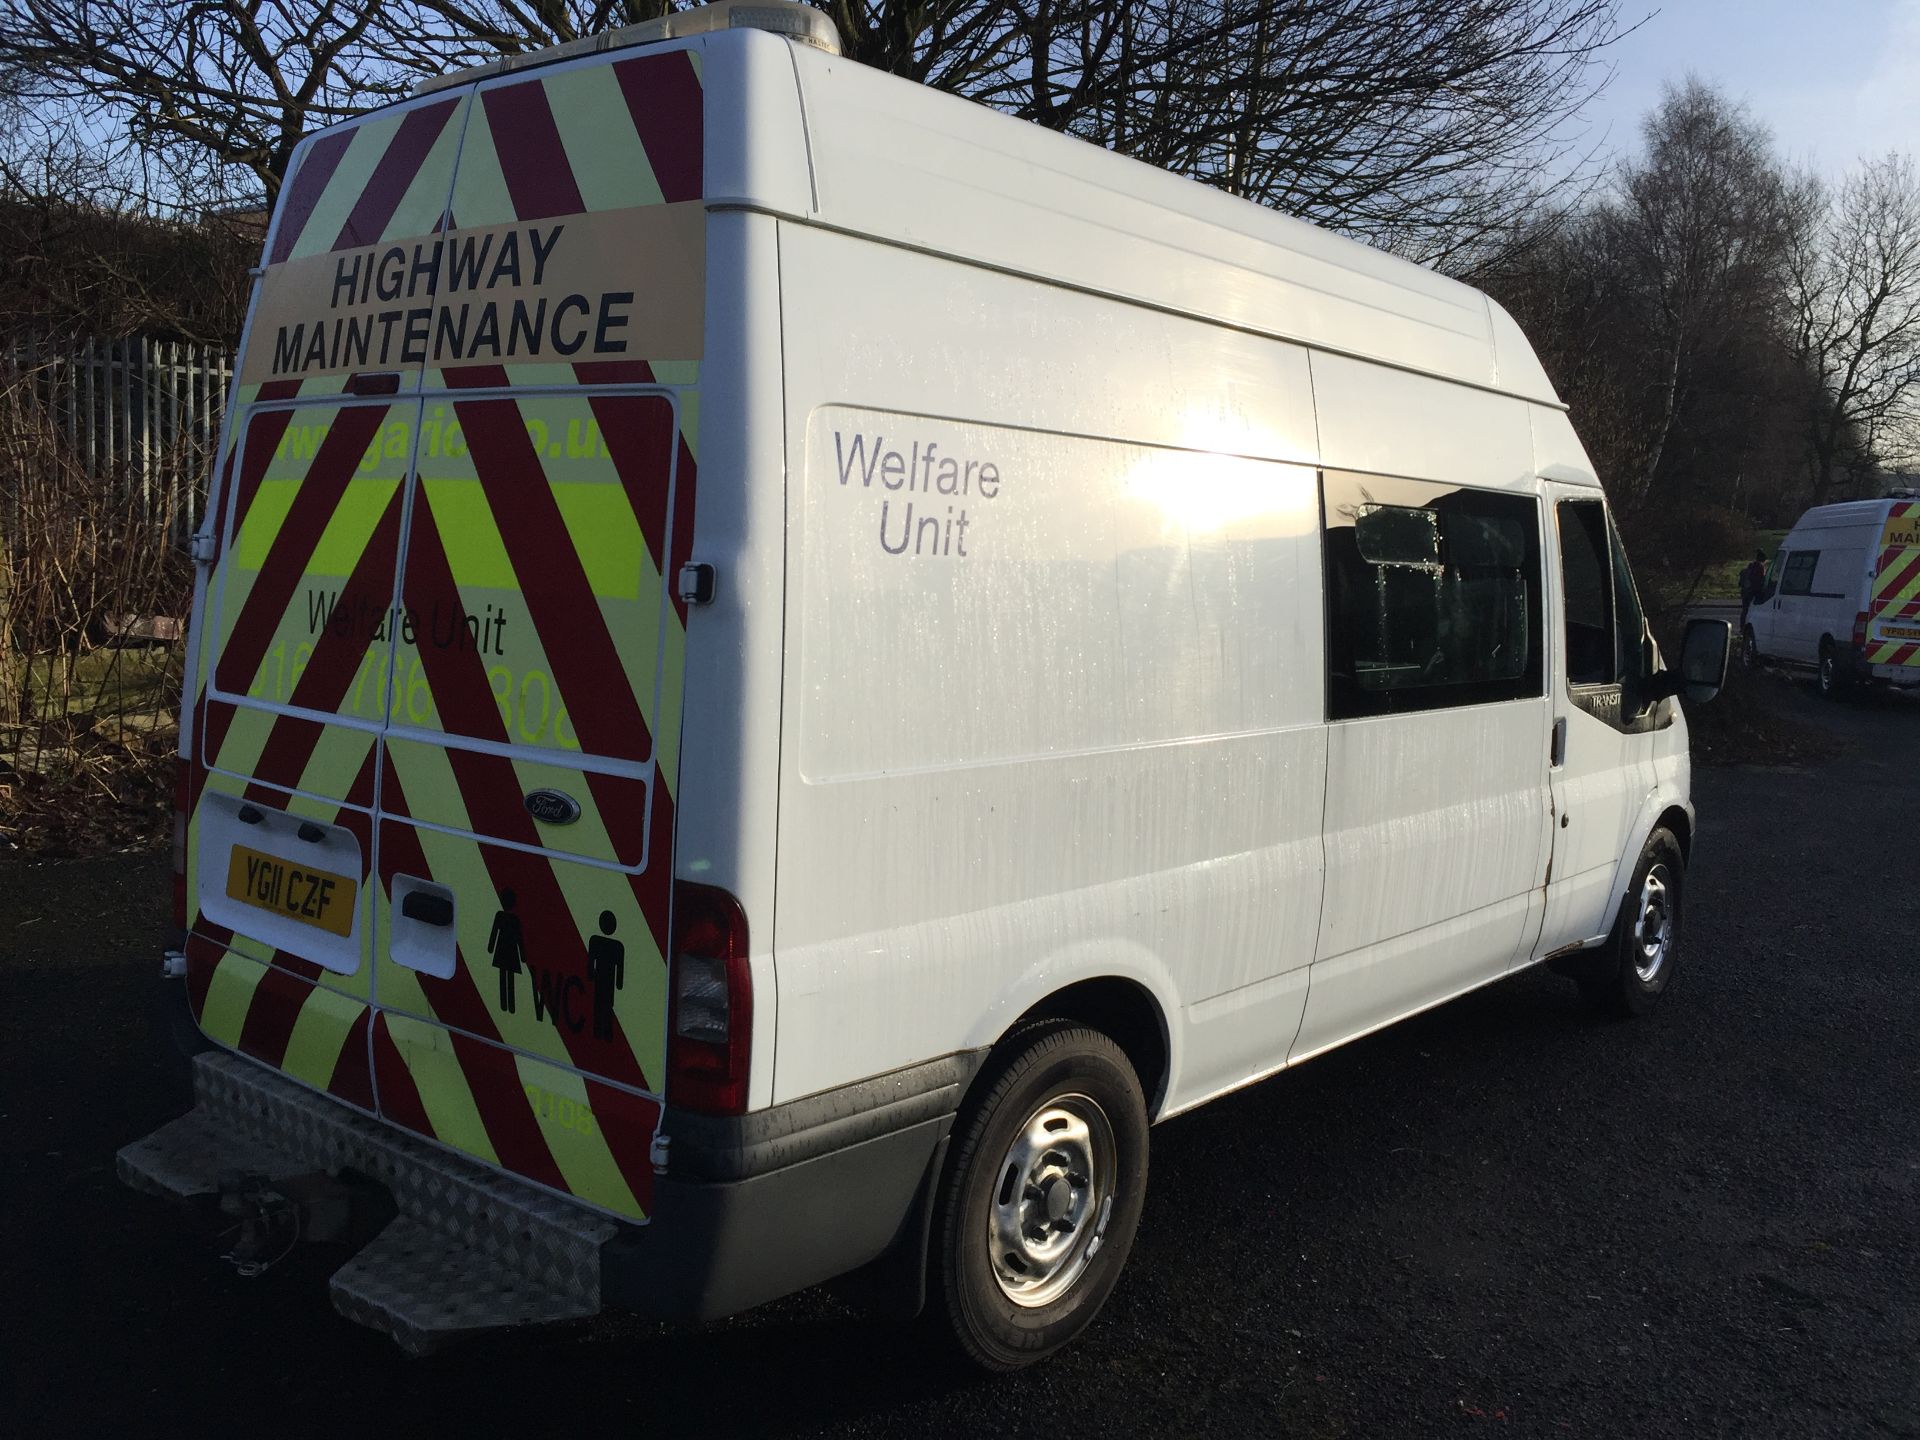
[1739,549,1768,629]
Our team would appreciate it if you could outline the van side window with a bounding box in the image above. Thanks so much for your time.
[1780,551,1819,596]
[1556,500,1615,685]
[1322,472,1543,719]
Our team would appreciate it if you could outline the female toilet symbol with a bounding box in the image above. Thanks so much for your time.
[488,889,525,1012]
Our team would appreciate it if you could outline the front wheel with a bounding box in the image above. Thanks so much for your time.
[931,1023,1149,1371]
[1577,827,1685,1019]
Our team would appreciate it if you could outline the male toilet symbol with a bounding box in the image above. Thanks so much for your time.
[488,889,525,1013]
[586,911,625,1041]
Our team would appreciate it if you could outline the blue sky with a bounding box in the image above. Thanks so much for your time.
[1575,0,1920,176]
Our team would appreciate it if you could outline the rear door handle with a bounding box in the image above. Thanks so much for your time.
[401,890,454,927]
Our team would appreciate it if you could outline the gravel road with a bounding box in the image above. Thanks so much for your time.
[4,674,1916,1438]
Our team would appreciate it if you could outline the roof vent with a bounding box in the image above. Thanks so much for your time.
[414,1,840,96]
[622,1,842,53]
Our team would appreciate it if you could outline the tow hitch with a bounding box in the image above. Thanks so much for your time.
[215,1169,394,1277]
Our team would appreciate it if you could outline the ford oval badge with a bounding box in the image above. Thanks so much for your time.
[524,789,582,826]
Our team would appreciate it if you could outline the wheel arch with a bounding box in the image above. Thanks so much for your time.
[1598,796,1694,937]
[976,975,1173,1121]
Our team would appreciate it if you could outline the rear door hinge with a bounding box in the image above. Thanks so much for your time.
[189,531,218,565]
[677,562,716,607]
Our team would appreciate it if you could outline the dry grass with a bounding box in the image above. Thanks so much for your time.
[1,359,196,854]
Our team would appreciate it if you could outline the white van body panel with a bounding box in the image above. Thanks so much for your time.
[768,223,1330,1112]
[676,207,787,1112]
[702,30,1691,1120]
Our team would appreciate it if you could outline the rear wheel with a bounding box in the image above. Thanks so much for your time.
[1577,827,1685,1019]
[1817,640,1849,700]
[931,1022,1148,1371]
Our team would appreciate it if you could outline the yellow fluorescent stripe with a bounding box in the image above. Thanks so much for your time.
[298,722,377,801]
[387,737,476,835]
[279,989,360,1089]
[515,1054,640,1218]
[547,66,665,213]
[449,104,516,231]
[288,114,405,263]
[385,1015,500,1165]
[233,479,302,569]
[197,952,269,1046]
[210,702,277,785]
[376,940,432,1016]
[552,484,646,600]
[305,476,402,576]
[384,100,466,241]
[423,479,516,590]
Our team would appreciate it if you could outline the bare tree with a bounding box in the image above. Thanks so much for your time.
[1589,79,1805,510]
[1790,153,1920,499]
[1,0,1624,261]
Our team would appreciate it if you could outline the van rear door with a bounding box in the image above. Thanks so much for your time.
[1867,500,1920,668]
[187,48,707,1222]
[186,85,474,1115]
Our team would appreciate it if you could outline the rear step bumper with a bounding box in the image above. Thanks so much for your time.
[118,1050,615,1354]
[119,1046,987,1349]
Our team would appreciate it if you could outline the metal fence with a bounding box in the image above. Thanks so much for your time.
[4,335,233,541]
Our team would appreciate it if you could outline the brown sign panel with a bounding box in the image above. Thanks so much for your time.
[241,202,705,386]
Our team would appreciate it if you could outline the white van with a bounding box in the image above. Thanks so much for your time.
[119,1,1732,1368]
[1744,494,1920,696]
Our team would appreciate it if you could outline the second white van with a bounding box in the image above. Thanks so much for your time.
[1745,494,1920,696]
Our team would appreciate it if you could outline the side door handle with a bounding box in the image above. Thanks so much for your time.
[1550,716,1567,768]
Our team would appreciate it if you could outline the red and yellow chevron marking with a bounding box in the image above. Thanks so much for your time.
[179,45,707,1221]
[1867,502,1920,666]
[393,390,675,767]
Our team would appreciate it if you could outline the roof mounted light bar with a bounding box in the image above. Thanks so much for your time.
[413,0,842,97]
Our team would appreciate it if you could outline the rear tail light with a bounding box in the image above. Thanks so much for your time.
[666,881,751,1115]
[170,756,191,937]
[1853,610,1870,649]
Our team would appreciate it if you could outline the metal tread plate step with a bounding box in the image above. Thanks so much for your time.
[330,1216,597,1355]
[117,1049,622,1351]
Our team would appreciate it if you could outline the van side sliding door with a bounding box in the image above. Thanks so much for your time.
[1292,471,1553,1061]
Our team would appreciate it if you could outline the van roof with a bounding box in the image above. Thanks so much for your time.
[783,41,1562,410]
[1786,499,1905,533]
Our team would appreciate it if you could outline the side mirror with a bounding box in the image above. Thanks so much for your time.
[1676,617,1731,704]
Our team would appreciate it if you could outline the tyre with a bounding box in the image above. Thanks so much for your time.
[1741,625,1760,669]
[1577,827,1684,1019]
[1817,641,1848,700]
[931,1022,1149,1370]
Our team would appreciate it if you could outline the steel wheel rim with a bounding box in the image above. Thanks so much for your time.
[987,1093,1115,1308]
[1633,864,1675,983]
